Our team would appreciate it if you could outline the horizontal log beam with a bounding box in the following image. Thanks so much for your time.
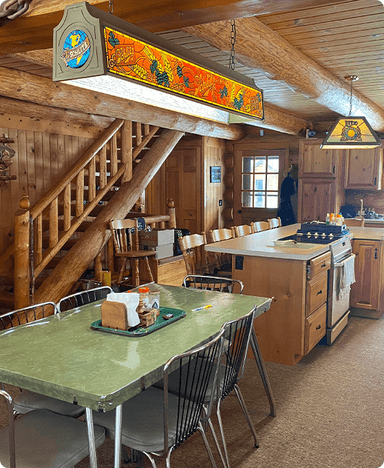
[0,0,353,54]
[0,66,308,136]
[185,18,384,132]
[0,66,246,140]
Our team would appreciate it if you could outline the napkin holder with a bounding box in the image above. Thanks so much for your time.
[101,301,128,330]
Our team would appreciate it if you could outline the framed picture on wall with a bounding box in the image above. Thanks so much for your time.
[210,166,221,183]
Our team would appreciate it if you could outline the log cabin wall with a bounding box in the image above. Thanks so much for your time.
[0,112,103,254]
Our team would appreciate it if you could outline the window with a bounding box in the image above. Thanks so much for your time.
[241,155,279,208]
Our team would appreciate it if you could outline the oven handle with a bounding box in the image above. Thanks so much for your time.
[334,253,355,267]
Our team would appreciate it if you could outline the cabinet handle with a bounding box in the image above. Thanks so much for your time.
[375,248,378,259]
[374,177,377,186]
[316,325,322,330]
[321,263,326,268]
[316,290,323,295]
[333,166,335,174]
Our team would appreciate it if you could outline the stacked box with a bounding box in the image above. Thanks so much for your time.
[139,229,174,260]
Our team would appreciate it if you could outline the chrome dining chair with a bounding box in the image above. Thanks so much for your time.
[92,329,225,468]
[156,310,257,468]
[57,286,113,312]
[0,389,105,468]
[0,302,85,418]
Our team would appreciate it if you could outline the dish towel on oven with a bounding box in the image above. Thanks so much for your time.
[337,254,356,300]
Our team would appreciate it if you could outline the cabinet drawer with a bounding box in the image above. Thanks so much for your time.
[306,271,328,316]
[308,251,331,280]
[304,303,326,354]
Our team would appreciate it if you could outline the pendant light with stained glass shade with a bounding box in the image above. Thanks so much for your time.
[320,76,382,149]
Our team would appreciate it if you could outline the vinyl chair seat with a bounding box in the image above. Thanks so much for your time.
[93,387,179,453]
[13,390,85,417]
[0,409,105,468]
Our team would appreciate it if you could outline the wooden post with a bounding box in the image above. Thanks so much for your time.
[121,120,133,183]
[14,195,31,309]
[167,199,176,228]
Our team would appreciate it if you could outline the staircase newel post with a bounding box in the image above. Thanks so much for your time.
[167,199,176,228]
[14,195,31,309]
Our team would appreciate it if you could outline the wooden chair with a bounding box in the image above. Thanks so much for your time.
[251,221,270,233]
[178,233,209,275]
[267,217,282,229]
[183,275,244,294]
[209,228,233,275]
[233,224,253,237]
[0,302,85,418]
[344,217,365,227]
[110,218,156,286]
[0,389,105,468]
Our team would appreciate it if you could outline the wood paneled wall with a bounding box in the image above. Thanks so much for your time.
[0,121,96,252]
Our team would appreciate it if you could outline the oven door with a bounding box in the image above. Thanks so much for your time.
[328,253,355,327]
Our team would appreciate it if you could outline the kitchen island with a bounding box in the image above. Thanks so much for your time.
[206,224,332,366]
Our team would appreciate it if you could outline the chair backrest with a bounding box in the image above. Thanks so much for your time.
[163,328,225,448]
[209,228,233,243]
[183,275,244,294]
[109,218,137,254]
[0,390,16,468]
[233,225,253,237]
[268,218,281,229]
[58,286,113,312]
[344,217,365,227]
[220,309,255,399]
[251,221,270,233]
[0,302,58,330]
[178,233,208,275]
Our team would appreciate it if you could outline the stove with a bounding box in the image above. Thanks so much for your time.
[295,222,349,244]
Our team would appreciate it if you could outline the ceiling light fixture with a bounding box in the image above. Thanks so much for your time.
[53,2,264,125]
[320,75,381,149]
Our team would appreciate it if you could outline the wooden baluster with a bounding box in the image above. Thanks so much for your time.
[95,252,103,282]
[88,158,96,201]
[14,196,31,309]
[144,124,150,136]
[76,169,84,217]
[63,184,71,231]
[107,237,115,279]
[110,133,118,176]
[121,120,133,183]
[167,199,176,228]
[49,198,59,248]
[35,213,43,266]
[99,146,107,189]
[136,122,142,146]
[160,221,165,229]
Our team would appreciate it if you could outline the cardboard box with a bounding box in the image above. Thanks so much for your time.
[139,229,174,246]
[142,243,174,259]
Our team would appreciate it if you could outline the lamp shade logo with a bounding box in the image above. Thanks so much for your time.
[61,30,91,68]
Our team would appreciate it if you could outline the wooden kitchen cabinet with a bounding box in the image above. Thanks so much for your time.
[233,250,330,365]
[298,139,345,222]
[344,148,383,190]
[350,239,384,318]
[299,139,339,178]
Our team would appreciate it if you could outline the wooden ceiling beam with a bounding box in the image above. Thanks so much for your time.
[0,0,355,55]
[185,17,384,132]
[0,64,309,136]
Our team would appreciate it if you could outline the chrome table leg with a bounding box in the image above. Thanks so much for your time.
[114,404,123,468]
[85,407,98,468]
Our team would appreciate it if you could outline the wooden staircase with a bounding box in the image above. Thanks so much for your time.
[0,119,184,310]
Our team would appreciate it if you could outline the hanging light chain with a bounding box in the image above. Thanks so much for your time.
[346,75,358,117]
[229,19,236,70]
[108,0,114,14]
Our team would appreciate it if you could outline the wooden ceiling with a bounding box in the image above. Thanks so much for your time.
[0,0,384,136]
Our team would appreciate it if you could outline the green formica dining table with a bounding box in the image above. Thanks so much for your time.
[0,284,273,468]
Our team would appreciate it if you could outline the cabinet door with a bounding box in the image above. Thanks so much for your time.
[298,178,336,222]
[350,240,381,310]
[299,140,338,178]
[344,148,382,190]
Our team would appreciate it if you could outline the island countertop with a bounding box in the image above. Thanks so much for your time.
[347,226,384,240]
[205,223,330,260]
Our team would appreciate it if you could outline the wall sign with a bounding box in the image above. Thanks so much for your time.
[210,166,221,183]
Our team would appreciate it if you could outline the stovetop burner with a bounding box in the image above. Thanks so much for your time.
[296,222,350,244]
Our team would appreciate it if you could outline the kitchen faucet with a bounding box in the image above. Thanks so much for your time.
[360,199,364,217]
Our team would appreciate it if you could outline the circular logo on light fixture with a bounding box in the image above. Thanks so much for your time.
[61,30,91,69]
[341,123,362,142]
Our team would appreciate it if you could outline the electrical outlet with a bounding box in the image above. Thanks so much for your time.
[219,199,223,206]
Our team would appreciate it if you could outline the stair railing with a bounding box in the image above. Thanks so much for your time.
[12,119,160,308]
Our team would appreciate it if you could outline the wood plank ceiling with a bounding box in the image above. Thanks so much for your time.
[0,0,383,137]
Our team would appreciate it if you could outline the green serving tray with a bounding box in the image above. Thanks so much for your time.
[90,307,186,337]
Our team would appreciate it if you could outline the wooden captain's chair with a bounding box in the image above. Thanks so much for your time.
[233,224,253,237]
[110,218,156,286]
[209,227,233,275]
[178,233,209,275]
[267,217,282,229]
[251,221,270,233]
